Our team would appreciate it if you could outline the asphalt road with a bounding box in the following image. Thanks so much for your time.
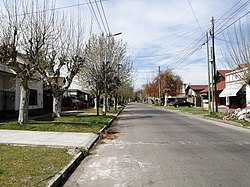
[64,102,250,187]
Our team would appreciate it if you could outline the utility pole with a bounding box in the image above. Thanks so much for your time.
[104,32,122,115]
[206,32,211,114]
[210,47,215,113]
[158,66,161,104]
[210,16,218,112]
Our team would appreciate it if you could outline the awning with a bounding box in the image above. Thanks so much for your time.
[219,84,243,97]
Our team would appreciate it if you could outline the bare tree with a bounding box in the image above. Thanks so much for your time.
[222,18,250,85]
[0,0,87,122]
[79,33,130,115]
[41,14,87,117]
[0,0,55,123]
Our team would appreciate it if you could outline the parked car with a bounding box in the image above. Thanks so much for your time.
[72,99,84,109]
[173,100,194,108]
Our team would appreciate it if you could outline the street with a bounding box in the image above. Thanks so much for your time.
[64,102,250,187]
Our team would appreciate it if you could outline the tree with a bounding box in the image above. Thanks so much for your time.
[0,0,87,121]
[160,70,183,96]
[144,70,183,98]
[0,0,55,123]
[41,15,86,117]
[78,33,130,115]
[222,18,250,85]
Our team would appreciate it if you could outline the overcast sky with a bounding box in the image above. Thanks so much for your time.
[1,0,249,90]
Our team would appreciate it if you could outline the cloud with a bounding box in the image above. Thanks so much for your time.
[0,0,246,90]
[101,0,245,89]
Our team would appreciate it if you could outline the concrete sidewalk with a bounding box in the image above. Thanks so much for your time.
[0,108,124,186]
[0,130,98,148]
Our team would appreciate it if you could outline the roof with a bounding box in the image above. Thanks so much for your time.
[218,70,232,77]
[201,80,225,93]
[187,85,207,91]
[0,64,16,75]
[201,69,230,93]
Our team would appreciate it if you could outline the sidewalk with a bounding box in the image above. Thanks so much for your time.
[0,130,98,148]
[0,108,124,187]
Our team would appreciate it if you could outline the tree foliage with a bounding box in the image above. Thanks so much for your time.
[78,33,132,114]
[144,70,183,98]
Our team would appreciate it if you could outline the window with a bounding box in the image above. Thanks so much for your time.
[29,89,37,105]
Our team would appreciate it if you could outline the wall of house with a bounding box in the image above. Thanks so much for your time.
[246,85,250,109]
[0,72,16,111]
[15,79,43,111]
[225,69,250,109]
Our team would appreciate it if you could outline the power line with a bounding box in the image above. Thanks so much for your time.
[87,0,104,32]
[94,0,109,34]
[163,0,250,72]
[0,0,108,18]
[129,22,210,49]
[188,0,203,34]
[100,0,111,33]
[216,10,250,36]
[216,0,250,34]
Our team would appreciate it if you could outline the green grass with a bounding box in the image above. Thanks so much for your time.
[0,144,73,187]
[206,112,222,119]
[161,105,209,115]
[155,104,250,127]
[0,114,113,133]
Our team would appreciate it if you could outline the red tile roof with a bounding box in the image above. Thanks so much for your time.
[201,81,225,93]
[217,70,232,77]
[188,85,207,91]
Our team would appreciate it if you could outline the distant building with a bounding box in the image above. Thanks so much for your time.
[185,84,207,107]
[201,70,232,109]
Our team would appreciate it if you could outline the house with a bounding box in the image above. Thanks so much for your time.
[63,89,92,109]
[0,64,43,119]
[43,77,66,112]
[185,84,207,107]
[62,78,93,110]
[219,66,250,109]
[201,70,232,109]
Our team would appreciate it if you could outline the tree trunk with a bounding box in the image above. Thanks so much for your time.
[18,78,30,124]
[52,92,62,117]
[96,95,100,116]
[114,95,118,111]
[94,98,97,109]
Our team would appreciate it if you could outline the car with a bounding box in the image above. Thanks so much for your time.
[173,100,194,108]
[72,99,84,109]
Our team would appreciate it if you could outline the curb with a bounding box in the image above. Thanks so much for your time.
[47,106,125,187]
[155,105,250,130]
[98,106,125,134]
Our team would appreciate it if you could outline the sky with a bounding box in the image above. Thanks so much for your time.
[0,0,249,90]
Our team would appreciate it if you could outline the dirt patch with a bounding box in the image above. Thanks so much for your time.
[101,126,119,140]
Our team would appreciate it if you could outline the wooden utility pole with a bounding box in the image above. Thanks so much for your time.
[211,16,218,112]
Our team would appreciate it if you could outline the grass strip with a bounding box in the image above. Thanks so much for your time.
[0,144,73,187]
[0,114,113,133]
[156,105,209,115]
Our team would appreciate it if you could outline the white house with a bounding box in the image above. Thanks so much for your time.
[219,66,250,109]
[0,63,43,115]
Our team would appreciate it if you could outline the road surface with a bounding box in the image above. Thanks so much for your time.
[64,102,250,187]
